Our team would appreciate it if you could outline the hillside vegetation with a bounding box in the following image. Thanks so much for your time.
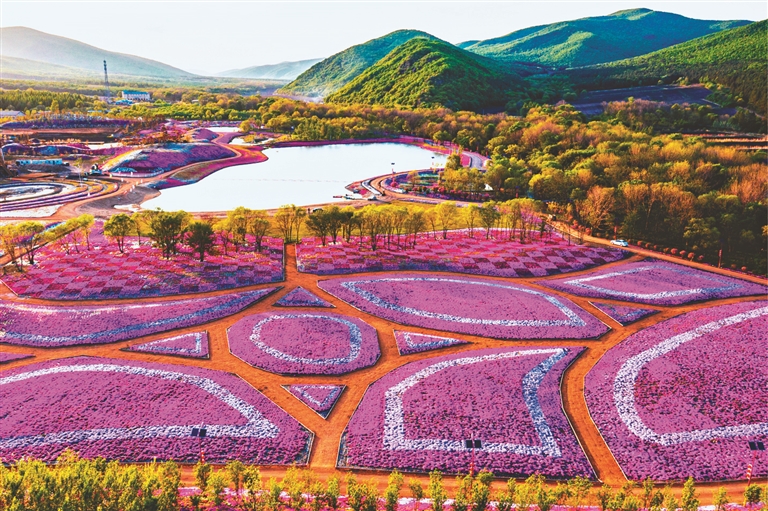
[279,30,440,97]
[460,9,749,68]
[326,39,522,111]
[0,27,194,79]
[217,59,322,80]
[569,20,768,114]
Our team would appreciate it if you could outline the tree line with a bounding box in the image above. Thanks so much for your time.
[2,450,767,511]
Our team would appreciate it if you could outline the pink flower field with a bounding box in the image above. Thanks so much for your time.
[274,286,334,308]
[585,300,768,481]
[318,273,608,339]
[109,143,235,176]
[2,227,284,300]
[0,356,313,464]
[228,312,381,375]
[0,288,277,347]
[284,384,345,419]
[540,259,768,305]
[297,232,627,277]
[124,331,210,359]
[340,346,593,478]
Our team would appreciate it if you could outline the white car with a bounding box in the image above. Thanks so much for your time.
[610,239,629,247]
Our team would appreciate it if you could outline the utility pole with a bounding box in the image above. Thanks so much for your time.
[103,60,111,103]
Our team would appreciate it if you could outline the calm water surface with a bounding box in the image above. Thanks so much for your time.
[143,143,447,211]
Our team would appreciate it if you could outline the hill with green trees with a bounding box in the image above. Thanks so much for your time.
[217,59,323,80]
[569,20,768,114]
[325,39,523,112]
[460,9,750,68]
[0,27,195,79]
[278,30,442,97]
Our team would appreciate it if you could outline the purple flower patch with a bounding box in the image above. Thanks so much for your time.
[394,330,469,355]
[0,288,278,347]
[340,346,593,478]
[0,352,33,364]
[284,384,345,419]
[540,260,768,305]
[0,356,313,464]
[589,302,658,326]
[275,287,334,308]
[585,300,768,481]
[318,273,608,339]
[124,332,210,359]
[228,312,380,375]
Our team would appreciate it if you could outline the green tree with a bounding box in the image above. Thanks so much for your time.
[385,470,404,511]
[149,210,190,258]
[193,460,212,493]
[226,460,246,496]
[713,487,729,511]
[680,477,698,511]
[103,214,135,253]
[185,220,215,261]
[428,470,448,511]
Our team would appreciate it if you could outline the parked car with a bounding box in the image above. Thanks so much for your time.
[610,239,629,247]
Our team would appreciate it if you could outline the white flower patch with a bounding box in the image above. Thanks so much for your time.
[614,305,768,445]
[0,363,279,450]
[562,265,739,301]
[340,277,586,327]
[383,348,568,456]
[249,314,363,365]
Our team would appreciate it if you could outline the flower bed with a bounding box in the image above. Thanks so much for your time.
[2,225,284,300]
[107,143,235,176]
[0,288,277,347]
[539,260,768,306]
[0,352,33,364]
[0,356,313,464]
[318,273,608,339]
[284,384,345,419]
[340,346,593,478]
[151,146,268,190]
[297,232,626,278]
[394,331,468,355]
[585,300,768,481]
[124,332,210,359]
[589,302,658,326]
[274,287,334,308]
[228,312,380,375]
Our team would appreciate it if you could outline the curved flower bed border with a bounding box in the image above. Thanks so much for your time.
[540,260,768,306]
[0,356,313,464]
[123,332,210,359]
[318,273,609,340]
[339,346,593,478]
[228,312,380,375]
[585,300,768,481]
[0,288,279,347]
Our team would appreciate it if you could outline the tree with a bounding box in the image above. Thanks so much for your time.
[306,209,331,246]
[409,478,424,511]
[435,201,458,239]
[744,484,762,508]
[428,470,447,511]
[472,471,493,511]
[149,210,190,258]
[226,460,246,496]
[495,479,516,511]
[275,204,298,242]
[453,474,473,511]
[478,202,500,238]
[103,214,135,253]
[713,487,729,511]
[680,477,698,511]
[385,470,404,511]
[193,460,212,493]
[250,210,272,252]
[580,186,616,235]
[0,224,23,271]
[463,204,480,237]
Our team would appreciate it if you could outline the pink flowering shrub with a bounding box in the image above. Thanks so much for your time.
[585,300,768,481]
[540,259,768,305]
[228,312,380,375]
[318,273,608,339]
[340,346,593,478]
[0,288,278,347]
[0,356,313,464]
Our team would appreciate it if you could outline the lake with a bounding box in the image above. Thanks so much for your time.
[142,143,447,212]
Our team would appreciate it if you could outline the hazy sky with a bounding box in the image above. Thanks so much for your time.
[2,1,766,75]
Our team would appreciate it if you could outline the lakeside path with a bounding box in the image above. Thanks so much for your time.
[0,239,765,494]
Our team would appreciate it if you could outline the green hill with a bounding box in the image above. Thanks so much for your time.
[278,30,440,97]
[326,39,522,112]
[0,26,195,78]
[217,59,322,80]
[570,20,768,114]
[461,9,750,68]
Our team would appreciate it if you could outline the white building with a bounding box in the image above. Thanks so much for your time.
[121,90,151,102]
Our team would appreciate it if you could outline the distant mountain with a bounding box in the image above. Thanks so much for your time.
[326,39,522,112]
[0,26,195,78]
[217,59,323,80]
[0,55,97,79]
[571,20,768,114]
[279,29,440,97]
[461,9,751,68]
